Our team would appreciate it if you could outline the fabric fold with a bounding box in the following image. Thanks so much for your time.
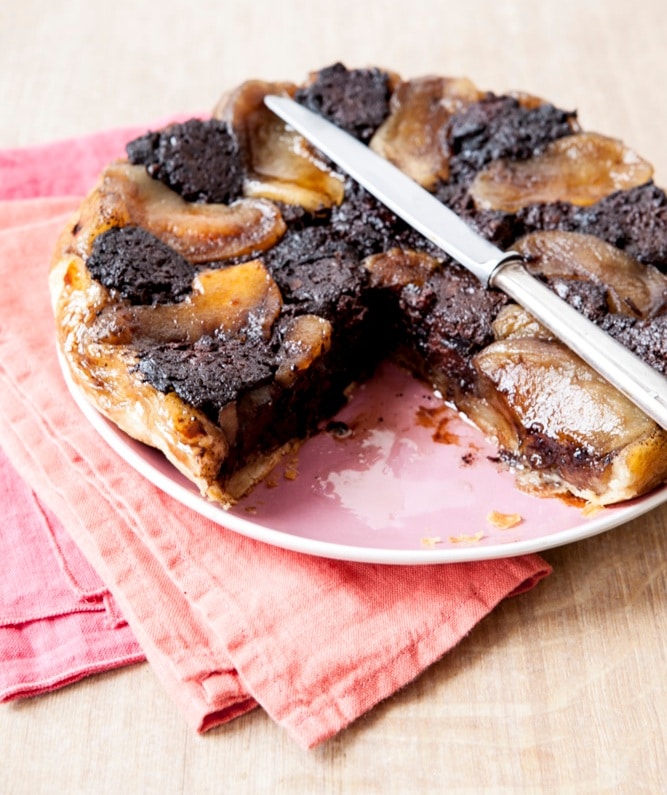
[0,448,144,701]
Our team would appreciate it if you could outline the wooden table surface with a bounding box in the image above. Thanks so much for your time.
[2,1,666,792]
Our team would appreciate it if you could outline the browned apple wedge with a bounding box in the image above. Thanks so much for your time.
[364,247,441,288]
[370,76,482,188]
[215,80,345,212]
[68,162,286,263]
[514,231,667,318]
[276,315,333,386]
[472,307,667,504]
[470,132,653,212]
[90,260,283,346]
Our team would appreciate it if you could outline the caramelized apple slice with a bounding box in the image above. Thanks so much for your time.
[491,303,551,342]
[474,335,667,502]
[470,132,653,212]
[370,76,482,188]
[215,80,345,212]
[72,162,286,263]
[515,231,667,318]
[275,314,333,386]
[93,260,283,345]
[476,337,649,457]
[364,247,441,288]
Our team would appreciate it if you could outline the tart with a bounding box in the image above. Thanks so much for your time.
[50,63,667,507]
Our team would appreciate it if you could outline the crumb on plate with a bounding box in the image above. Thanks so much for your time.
[449,531,485,544]
[486,510,523,530]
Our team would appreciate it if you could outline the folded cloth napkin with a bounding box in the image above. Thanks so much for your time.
[0,447,144,700]
[0,127,551,747]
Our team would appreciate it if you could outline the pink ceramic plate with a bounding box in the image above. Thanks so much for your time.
[63,359,667,563]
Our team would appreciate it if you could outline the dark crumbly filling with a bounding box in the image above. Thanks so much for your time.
[434,97,577,249]
[517,273,667,369]
[570,184,667,270]
[508,429,607,481]
[137,335,276,416]
[437,181,667,273]
[392,265,509,393]
[294,62,392,143]
[87,226,196,305]
[445,95,577,185]
[432,181,522,250]
[516,184,667,271]
[599,314,667,375]
[548,277,610,321]
[126,119,245,204]
[263,226,367,319]
[137,333,283,473]
[330,179,439,258]
[136,322,377,475]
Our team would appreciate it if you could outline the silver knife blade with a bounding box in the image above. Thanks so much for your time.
[264,94,667,430]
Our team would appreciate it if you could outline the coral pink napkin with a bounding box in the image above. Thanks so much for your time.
[0,447,144,700]
[0,128,551,747]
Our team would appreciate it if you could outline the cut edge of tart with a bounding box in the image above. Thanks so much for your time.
[50,64,667,509]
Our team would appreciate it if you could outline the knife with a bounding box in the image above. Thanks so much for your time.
[265,94,667,431]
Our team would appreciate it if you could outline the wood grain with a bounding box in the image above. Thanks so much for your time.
[1,1,666,791]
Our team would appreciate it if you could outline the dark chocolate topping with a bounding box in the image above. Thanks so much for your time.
[294,62,392,143]
[599,313,667,375]
[126,119,245,204]
[407,265,508,351]
[445,96,577,185]
[86,226,196,305]
[516,184,667,271]
[264,226,368,319]
[513,200,575,236]
[395,264,509,390]
[548,277,610,322]
[330,179,437,258]
[137,335,276,416]
[436,181,667,272]
[571,183,667,270]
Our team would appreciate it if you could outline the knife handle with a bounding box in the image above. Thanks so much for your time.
[490,259,667,431]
